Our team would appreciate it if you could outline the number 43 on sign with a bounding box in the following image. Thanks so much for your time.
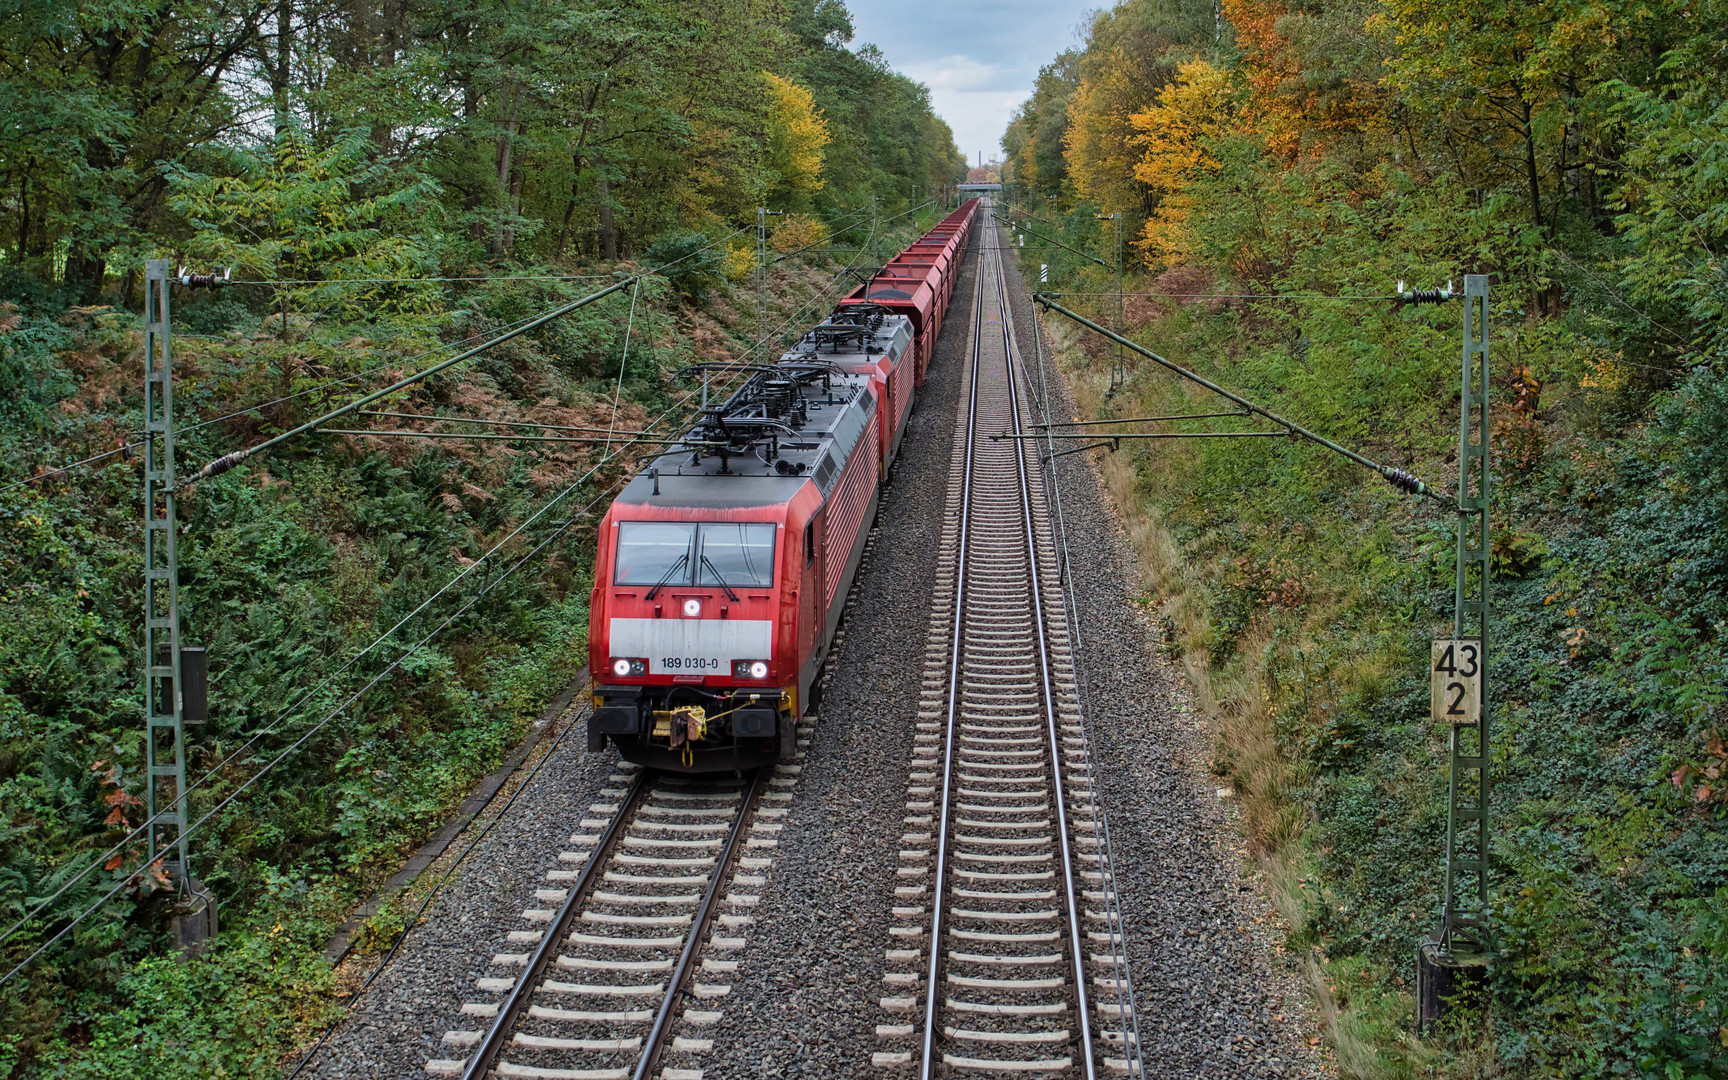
[1431,639,1482,724]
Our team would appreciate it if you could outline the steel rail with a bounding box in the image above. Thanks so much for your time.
[1009,230,1146,1075]
[918,199,1100,1078]
[458,771,652,1080]
[990,209,1099,1078]
[916,203,986,1080]
[632,767,768,1080]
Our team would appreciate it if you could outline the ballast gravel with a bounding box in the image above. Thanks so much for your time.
[701,223,1330,1079]
[296,215,1330,1079]
[692,245,982,1078]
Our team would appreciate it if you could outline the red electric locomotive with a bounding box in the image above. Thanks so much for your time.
[586,200,978,771]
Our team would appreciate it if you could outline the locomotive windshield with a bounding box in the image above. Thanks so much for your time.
[614,521,776,588]
[696,523,776,587]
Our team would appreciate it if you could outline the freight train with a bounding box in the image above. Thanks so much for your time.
[586,200,979,771]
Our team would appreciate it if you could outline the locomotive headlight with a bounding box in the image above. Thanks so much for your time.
[732,659,771,680]
[682,598,702,617]
[610,657,648,678]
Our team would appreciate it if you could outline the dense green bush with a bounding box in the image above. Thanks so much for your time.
[642,231,726,300]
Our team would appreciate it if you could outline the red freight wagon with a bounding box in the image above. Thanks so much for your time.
[839,200,978,385]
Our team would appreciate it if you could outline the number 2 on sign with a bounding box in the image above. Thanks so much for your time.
[1431,639,1482,724]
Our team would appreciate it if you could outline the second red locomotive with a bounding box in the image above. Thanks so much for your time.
[586,200,978,771]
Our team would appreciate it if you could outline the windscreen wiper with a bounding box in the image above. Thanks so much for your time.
[645,552,689,601]
[699,555,742,602]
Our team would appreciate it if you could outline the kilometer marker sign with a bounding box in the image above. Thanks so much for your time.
[1431,639,1482,725]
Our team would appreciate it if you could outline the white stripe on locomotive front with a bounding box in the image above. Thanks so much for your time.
[608,618,773,675]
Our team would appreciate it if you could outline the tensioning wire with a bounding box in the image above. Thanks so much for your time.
[0,303,598,496]
[605,278,643,450]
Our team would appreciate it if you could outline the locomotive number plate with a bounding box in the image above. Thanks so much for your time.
[660,656,724,671]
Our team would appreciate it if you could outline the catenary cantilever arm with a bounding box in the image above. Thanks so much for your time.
[1033,293,1449,504]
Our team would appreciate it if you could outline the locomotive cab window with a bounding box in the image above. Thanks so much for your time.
[614,521,776,588]
[614,522,696,585]
[697,523,776,588]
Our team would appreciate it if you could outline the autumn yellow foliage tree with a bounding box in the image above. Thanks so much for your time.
[763,71,831,209]
[1222,0,1391,162]
[1065,55,1152,219]
[1128,60,1234,264]
[1218,0,1302,160]
[769,212,826,253]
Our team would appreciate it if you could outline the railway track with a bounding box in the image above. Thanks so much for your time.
[426,764,784,1080]
[876,201,1141,1076]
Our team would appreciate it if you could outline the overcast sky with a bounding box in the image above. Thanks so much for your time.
[847,1,1093,167]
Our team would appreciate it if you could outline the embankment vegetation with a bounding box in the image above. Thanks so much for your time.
[1004,0,1727,1076]
[0,1,963,1074]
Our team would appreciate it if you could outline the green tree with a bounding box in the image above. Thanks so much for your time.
[166,122,444,323]
[0,0,264,301]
